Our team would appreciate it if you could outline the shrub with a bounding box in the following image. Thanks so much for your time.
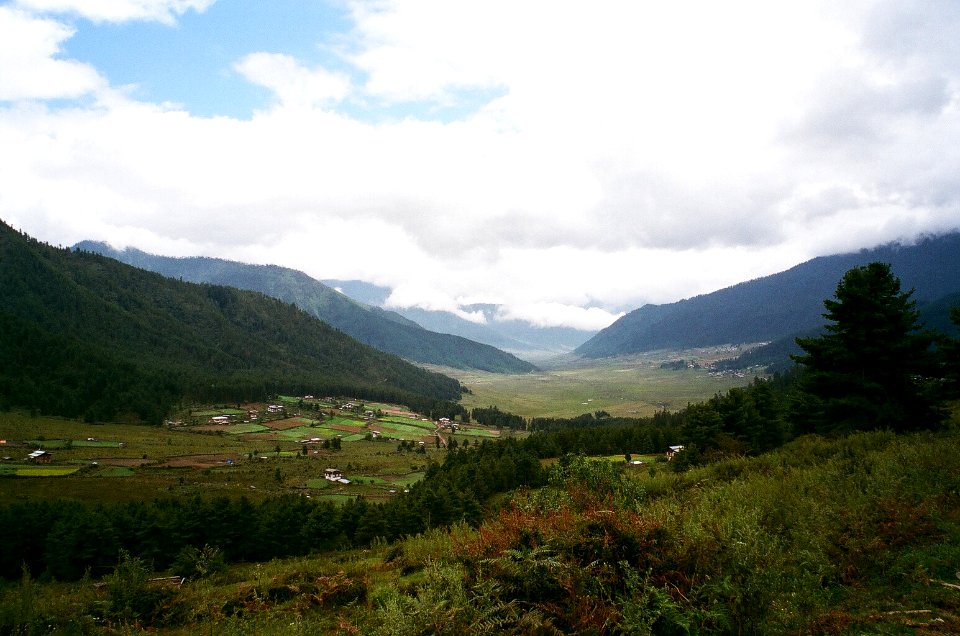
[171,544,226,580]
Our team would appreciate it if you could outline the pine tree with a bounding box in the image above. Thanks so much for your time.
[790,262,942,434]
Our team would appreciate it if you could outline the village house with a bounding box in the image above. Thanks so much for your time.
[665,445,685,460]
[28,449,52,464]
[324,468,350,484]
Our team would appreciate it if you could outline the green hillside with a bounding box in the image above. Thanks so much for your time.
[74,242,538,373]
[578,233,960,358]
[0,222,461,423]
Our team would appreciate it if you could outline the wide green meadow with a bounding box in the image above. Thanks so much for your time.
[450,347,761,419]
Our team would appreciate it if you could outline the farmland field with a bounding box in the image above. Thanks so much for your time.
[15,466,81,477]
[446,346,763,419]
[0,352,757,507]
[0,403,475,505]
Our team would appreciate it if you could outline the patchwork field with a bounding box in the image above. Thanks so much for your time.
[0,352,759,507]
[0,400,504,505]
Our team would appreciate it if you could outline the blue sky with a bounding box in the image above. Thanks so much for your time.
[1,1,959,330]
[62,1,354,118]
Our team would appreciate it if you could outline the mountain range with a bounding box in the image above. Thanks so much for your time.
[0,221,462,423]
[74,242,538,374]
[576,232,960,359]
[322,279,597,357]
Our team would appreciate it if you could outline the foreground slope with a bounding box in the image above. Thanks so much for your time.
[0,222,461,422]
[75,242,538,373]
[577,232,960,358]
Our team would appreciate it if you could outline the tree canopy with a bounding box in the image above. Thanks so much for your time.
[790,262,942,434]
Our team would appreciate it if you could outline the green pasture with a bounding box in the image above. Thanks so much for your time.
[380,415,431,426]
[456,426,500,438]
[376,422,435,438]
[347,475,390,486]
[71,439,123,448]
[450,347,762,419]
[25,439,69,449]
[15,466,80,477]
[276,426,338,440]
[386,472,425,487]
[326,416,366,428]
[226,423,268,434]
[96,466,134,477]
[316,494,356,504]
[0,464,24,476]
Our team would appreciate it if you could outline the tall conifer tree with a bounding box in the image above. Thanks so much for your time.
[791,262,941,433]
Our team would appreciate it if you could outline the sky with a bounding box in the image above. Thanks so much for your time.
[1,1,959,331]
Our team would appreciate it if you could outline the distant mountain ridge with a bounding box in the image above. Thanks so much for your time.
[75,242,537,373]
[324,279,596,356]
[0,221,462,423]
[576,233,960,359]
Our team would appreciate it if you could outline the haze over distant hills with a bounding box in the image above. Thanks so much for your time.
[576,232,960,360]
[324,279,596,358]
[75,242,538,374]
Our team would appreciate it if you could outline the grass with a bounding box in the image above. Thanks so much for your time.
[71,439,123,448]
[2,426,957,635]
[0,409,443,504]
[0,353,757,508]
[96,466,134,477]
[374,422,435,438]
[225,423,269,434]
[14,466,80,477]
[455,426,501,438]
[445,346,762,419]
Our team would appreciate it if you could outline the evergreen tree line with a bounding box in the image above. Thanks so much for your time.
[3,261,957,583]
[0,440,546,582]
[0,223,464,424]
[470,405,526,429]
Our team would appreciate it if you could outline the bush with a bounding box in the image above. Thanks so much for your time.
[104,550,171,626]
[171,544,226,580]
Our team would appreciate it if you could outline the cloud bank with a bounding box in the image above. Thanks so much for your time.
[1,0,959,331]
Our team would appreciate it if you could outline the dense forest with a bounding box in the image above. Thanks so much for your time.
[0,222,463,423]
[75,241,538,374]
[1,252,958,632]
[577,232,960,358]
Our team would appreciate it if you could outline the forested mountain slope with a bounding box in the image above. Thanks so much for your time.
[75,242,537,373]
[577,232,960,358]
[0,222,461,423]
[325,278,596,354]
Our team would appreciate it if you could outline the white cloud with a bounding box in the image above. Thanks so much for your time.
[497,303,624,332]
[234,53,352,108]
[0,7,104,100]
[13,0,216,24]
[2,1,960,332]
